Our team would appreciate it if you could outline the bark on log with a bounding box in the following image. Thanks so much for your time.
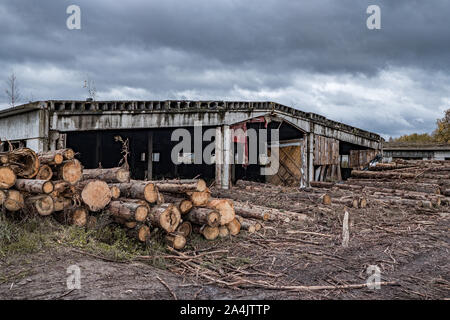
[25,194,54,216]
[165,233,186,249]
[38,152,63,165]
[36,165,53,181]
[153,179,207,193]
[0,166,16,189]
[15,179,54,194]
[346,179,441,194]
[351,170,446,180]
[111,181,159,203]
[240,219,256,233]
[81,180,112,212]
[232,202,270,221]
[310,181,334,188]
[176,221,192,238]
[226,218,241,236]
[107,200,149,222]
[207,198,235,225]
[58,159,83,185]
[3,190,24,211]
[185,207,220,227]
[147,203,181,233]
[83,167,130,183]
[162,194,193,214]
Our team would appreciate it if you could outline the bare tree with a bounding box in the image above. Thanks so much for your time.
[83,76,97,101]
[5,72,22,107]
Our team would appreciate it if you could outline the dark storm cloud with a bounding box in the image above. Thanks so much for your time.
[0,0,449,137]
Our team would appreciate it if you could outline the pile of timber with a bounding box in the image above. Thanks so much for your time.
[310,159,450,208]
[0,148,259,251]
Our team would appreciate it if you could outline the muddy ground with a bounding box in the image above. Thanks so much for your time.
[0,185,449,300]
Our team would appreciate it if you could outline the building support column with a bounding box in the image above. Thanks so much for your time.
[215,125,232,189]
[307,131,315,185]
[215,126,223,187]
[146,131,153,180]
[222,125,232,189]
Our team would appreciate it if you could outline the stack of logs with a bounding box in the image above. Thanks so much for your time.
[310,159,450,209]
[0,147,270,251]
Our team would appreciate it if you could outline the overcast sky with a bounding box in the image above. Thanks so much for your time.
[1,0,449,138]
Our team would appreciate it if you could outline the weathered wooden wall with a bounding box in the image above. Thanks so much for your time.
[313,135,339,165]
[349,149,377,168]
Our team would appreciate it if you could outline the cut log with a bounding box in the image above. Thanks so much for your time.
[110,185,121,199]
[128,224,151,242]
[38,149,74,165]
[165,233,186,249]
[240,220,256,233]
[0,154,8,165]
[147,203,181,233]
[54,207,88,226]
[81,180,112,212]
[200,225,220,240]
[351,170,445,180]
[26,195,54,216]
[83,167,130,183]
[345,179,441,195]
[3,190,24,211]
[207,198,235,225]
[185,207,220,227]
[2,148,39,178]
[232,202,270,221]
[226,218,241,236]
[38,152,63,165]
[36,165,53,181]
[187,189,211,206]
[153,179,207,193]
[111,181,159,203]
[107,200,149,222]
[310,181,334,188]
[15,179,54,194]
[0,166,16,189]
[162,194,193,214]
[218,225,229,238]
[176,221,192,238]
[58,159,83,185]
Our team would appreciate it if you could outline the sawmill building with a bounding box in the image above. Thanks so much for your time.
[0,100,382,189]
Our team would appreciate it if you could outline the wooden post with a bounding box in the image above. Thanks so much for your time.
[147,131,153,180]
[308,132,314,185]
[215,126,223,187]
[222,125,232,189]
